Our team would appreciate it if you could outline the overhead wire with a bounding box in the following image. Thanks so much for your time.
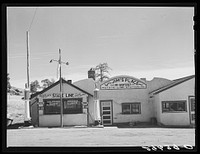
[28,7,38,31]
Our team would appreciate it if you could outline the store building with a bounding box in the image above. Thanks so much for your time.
[30,74,195,127]
[30,79,93,127]
[149,75,195,127]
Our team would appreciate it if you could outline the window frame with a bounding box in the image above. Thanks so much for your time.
[63,98,83,114]
[162,100,187,113]
[43,99,61,115]
[43,98,83,115]
[122,102,141,114]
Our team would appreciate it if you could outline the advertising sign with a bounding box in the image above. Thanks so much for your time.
[100,77,147,90]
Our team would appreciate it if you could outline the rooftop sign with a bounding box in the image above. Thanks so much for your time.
[100,76,147,90]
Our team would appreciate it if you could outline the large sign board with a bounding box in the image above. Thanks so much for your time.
[100,76,147,90]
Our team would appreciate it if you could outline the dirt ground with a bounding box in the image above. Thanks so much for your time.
[7,127,195,147]
[6,95,195,150]
[7,95,25,124]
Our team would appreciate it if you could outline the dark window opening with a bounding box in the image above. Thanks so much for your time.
[44,98,83,115]
[122,103,141,114]
[162,101,187,112]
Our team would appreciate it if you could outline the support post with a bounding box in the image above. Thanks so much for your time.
[94,85,101,126]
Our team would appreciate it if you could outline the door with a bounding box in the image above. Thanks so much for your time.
[189,96,195,125]
[100,100,113,126]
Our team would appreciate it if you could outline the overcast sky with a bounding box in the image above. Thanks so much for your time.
[7,6,194,89]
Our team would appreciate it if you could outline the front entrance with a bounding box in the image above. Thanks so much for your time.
[100,100,113,126]
[189,96,195,125]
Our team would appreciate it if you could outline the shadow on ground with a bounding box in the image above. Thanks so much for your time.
[7,123,25,129]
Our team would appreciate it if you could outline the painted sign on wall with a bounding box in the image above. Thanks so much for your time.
[39,93,86,98]
[100,76,147,90]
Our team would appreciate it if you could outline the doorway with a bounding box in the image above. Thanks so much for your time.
[100,100,113,126]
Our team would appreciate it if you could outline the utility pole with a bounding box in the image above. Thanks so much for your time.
[24,31,31,126]
[50,49,69,127]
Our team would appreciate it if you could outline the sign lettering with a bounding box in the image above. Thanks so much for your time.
[100,77,147,90]
[39,93,86,98]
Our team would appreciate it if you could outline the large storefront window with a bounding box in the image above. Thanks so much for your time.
[122,103,141,114]
[63,98,82,114]
[44,99,61,114]
[162,101,187,112]
[44,98,83,115]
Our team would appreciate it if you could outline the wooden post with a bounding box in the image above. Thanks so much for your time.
[24,31,31,125]
[59,49,63,127]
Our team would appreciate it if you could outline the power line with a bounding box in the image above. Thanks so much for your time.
[28,8,38,31]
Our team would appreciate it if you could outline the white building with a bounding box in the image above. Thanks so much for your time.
[30,74,195,127]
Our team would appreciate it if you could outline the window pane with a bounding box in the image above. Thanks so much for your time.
[103,106,110,110]
[131,104,140,114]
[191,98,195,111]
[103,116,111,119]
[122,104,131,114]
[177,102,186,111]
[63,99,82,114]
[122,103,141,114]
[191,114,195,120]
[162,101,186,112]
[103,111,110,114]
[44,100,61,114]
[170,103,178,111]
[162,102,170,112]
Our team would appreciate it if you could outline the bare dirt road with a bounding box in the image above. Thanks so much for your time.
[7,127,195,147]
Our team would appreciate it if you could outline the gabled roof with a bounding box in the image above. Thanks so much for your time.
[30,78,93,99]
[73,78,95,95]
[149,75,195,95]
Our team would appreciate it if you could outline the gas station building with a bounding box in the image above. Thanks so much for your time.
[30,72,195,127]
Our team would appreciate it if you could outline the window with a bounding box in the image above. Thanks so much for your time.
[44,99,61,114]
[122,103,141,114]
[190,98,195,111]
[63,98,82,114]
[162,101,187,112]
[43,98,83,115]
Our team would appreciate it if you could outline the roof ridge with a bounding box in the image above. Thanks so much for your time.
[31,78,93,98]
[149,75,195,95]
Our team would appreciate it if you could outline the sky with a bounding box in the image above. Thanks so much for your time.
[7,6,195,89]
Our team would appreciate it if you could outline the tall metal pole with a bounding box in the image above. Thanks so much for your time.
[59,49,63,127]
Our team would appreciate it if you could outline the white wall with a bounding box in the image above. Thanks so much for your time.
[88,96,95,124]
[39,114,87,127]
[99,88,154,124]
[157,78,195,126]
[154,94,161,124]
[35,82,90,127]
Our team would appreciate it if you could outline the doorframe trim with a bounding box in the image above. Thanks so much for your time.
[100,100,113,125]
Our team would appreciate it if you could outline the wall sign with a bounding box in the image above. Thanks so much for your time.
[100,77,147,90]
[39,93,86,98]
